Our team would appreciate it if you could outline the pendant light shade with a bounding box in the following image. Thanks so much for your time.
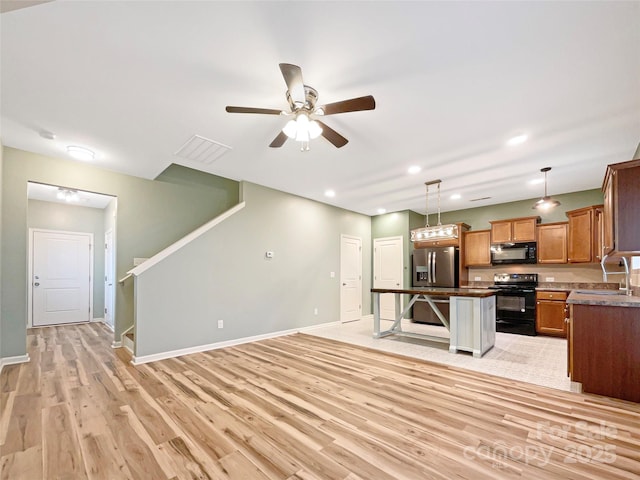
[532,167,560,210]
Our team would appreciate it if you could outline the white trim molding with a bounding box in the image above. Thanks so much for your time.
[131,320,339,365]
[0,354,30,374]
[127,202,245,278]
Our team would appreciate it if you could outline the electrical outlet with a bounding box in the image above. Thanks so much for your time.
[545,277,555,282]
[330,272,335,278]
[217,319,224,329]
[474,276,482,281]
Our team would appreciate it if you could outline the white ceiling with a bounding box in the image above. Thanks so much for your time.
[2,1,639,216]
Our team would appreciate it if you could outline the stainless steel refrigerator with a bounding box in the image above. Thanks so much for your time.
[411,247,459,324]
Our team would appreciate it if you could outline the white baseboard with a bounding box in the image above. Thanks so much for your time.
[300,320,341,331]
[91,317,104,323]
[0,354,30,374]
[131,321,341,365]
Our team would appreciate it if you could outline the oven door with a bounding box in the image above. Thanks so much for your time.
[495,288,537,335]
[495,288,536,321]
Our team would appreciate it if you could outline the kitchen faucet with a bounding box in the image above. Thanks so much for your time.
[600,255,632,296]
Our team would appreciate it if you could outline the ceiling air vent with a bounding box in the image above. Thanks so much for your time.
[469,196,492,202]
[174,135,232,164]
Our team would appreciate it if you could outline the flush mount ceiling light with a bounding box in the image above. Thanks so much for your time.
[532,167,561,210]
[410,179,459,242]
[324,189,336,198]
[506,133,528,146]
[377,208,387,214]
[56,188,80,203]
[66,145,95,161]
[408,165,421,175]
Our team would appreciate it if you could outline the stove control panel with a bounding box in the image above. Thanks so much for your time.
[493,273,538,285]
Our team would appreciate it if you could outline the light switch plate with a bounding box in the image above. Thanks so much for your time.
[545,277,555,282]
[474,276,482,281]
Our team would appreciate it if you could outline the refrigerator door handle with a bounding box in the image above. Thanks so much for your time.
[427,252,432,283]
[432,252,436,284]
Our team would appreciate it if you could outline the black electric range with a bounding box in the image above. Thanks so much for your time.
[492,273,538,336]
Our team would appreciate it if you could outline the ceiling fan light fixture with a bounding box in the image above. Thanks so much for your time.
[283,119,297,138]
[308,120,322,139]
[532,167,561,210]
[282,112,322,143]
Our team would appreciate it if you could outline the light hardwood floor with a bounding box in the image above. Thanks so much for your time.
[1,323,639,479]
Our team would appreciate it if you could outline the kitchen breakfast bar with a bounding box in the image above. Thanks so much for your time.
[371,288,497,358]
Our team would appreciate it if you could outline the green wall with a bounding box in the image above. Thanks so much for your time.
[135,181,372,357]
[1,147,239,358]
[437,189,604,231]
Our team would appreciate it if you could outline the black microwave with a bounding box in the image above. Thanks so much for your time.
[490,242,537,265]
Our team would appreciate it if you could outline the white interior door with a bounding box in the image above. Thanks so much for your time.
[32,230,92,326]
[104,229,115,329]
[340,235,362,323]
[373,236,403,320]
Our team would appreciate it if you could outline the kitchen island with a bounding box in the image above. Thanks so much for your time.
[371,287,496,358]
[566,290,640,402]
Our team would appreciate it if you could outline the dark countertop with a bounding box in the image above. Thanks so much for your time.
[567,290,640,308]
[371,287,495,298]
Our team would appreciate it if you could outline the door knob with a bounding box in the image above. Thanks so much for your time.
[34,282,40,287]
[342,283,347,286]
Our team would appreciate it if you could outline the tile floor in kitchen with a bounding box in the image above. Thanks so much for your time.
[305,318,576,392]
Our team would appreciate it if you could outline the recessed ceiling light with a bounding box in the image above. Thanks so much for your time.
[324,189,336,198]
[377,208,387,214]
[506,134,528,146]
[450,194,461,200]
[408,166,421,174]
[66,145,95,161]
[529,178,544,185]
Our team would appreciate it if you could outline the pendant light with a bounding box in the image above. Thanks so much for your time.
[410,180,459,241]
[532,167,561,210]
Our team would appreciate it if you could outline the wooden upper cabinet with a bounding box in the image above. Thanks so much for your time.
[463,230,491,267]
[490,216,540,243]
[566,205,604,263]
[602,159,640,256]
[537,222,567,264]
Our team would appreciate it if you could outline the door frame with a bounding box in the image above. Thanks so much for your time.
[104,228,115,331]
[28,228,94,328]
[340,234,362,323]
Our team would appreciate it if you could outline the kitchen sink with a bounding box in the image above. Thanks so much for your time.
[574,290,620,296]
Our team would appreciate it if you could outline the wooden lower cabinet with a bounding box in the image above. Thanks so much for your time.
[535,291,568,337]
[569,303,640,402]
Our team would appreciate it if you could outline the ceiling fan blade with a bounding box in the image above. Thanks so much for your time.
[319,95,376,116]
[269,131,288,148]
[316,120,348,148]
[226,106,283,115]
[279,63,305,106]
